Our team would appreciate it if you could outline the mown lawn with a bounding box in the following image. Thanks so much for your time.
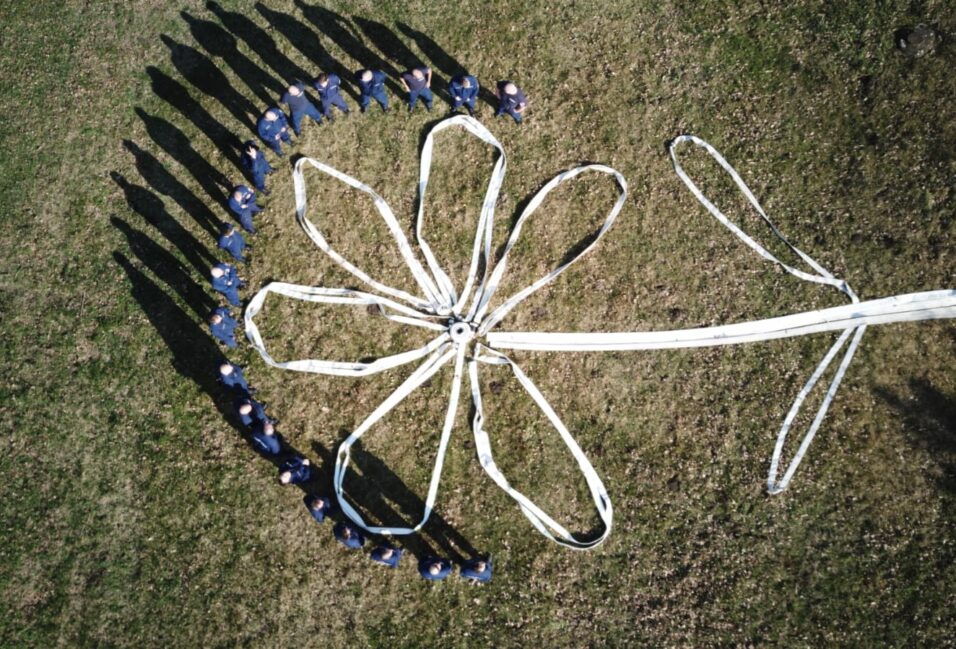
[1,0,954,646]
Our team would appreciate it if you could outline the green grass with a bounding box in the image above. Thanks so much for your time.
[1,0,954,646]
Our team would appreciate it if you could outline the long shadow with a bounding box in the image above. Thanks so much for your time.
[397,21,499,108]
[310,439,478,563]
[135,108,231,216]
[111,171,218,276]
[294,2,404,95]
[112,217,215,318]
[160,34,259,130]
[115,251,317,494]
[875,378,956,496]
[254,2,360,101]
[146,66,243,169]
[178,14,283,109]
[207,1,311,87]
[354,16,444,100]
[123,140,223,238]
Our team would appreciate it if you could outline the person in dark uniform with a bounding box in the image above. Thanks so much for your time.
[399,66,433,112]
[278,456,311,485]
[210,263,243,306]
[257,108,292,155]
[235,396,269,428]
[218,362,249,393]
[312,72,350,119]
[333,521,365,549]
[304,494,333,523]
[370,544,402,568]
[227,185,261,234]
[280,82,323,135]
[418,556,453,581]
[250,420,281,456]
[355,69,389,113]
[217,222,248,262]
[460,557,492,583]
[448,74,479,116]
[240,141,273,193]
[208,307,238,348]
[495,81,528,123]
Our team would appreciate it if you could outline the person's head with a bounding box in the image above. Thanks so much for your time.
[428,562,442,576]
[461,77,472,88]
[219,363,233,376]
[361,70,372,83]
[209,313,222,325]
[265,110,277,121]
[381,547,393,559]
[288,84,300,96]
[262,422,275,436]
[233,188,244,201]
[221,222,234,236]
[504,82,517,95]
[279,471,292,484]
[474,560,486,572]
[238,403,252,416]
[317,73,328,85]
[342,526,352,538]
[310,497,324,511]
[211,266,225,278]
[412,68,424,80]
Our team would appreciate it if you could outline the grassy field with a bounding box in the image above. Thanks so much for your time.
[1,0,954,646]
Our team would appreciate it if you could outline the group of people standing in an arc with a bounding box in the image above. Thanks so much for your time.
[213,359,492,583]
[204,66,512,583]
[256,69,529,160]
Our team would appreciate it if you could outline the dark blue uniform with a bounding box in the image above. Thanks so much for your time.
[218,362,249,393]
[449,75,479,115]
[333,521,365,549]
[280,82,323,135]
[460,557,493,582]
[401,67,433,111]
[418,556,453,581]
[355,70,388,112]
[370,545,402,568]
[209,307,238,348]
[240,141,273,192]
[304,494,333,523]
[218,225,248,262]
[228,185,261,234]
[234,396,268,428]
[496,81,528,123]
[313,73,349,117]
[257,108,291,155]
[279,456,311,485]
[250,421,281,455]
[211,263,243,306]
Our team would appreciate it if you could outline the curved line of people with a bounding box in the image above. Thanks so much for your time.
[205,65,519,583]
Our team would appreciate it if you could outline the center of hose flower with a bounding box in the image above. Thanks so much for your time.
[448,320,476,344]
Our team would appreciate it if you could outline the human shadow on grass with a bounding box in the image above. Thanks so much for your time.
[353,16,451,103]
[114,250,318,497]
[396,22,498,109]
[123,139,224,239]
[875,378,956,496]
[135,108,231,214]
[254,2,360,102]
[160,34,260,130]
[294,2,404,96]
[310,439,479,563]
[177,14,282,111]
[111,172,218,277]
[146,66,243,170]
[207,1,312,87]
